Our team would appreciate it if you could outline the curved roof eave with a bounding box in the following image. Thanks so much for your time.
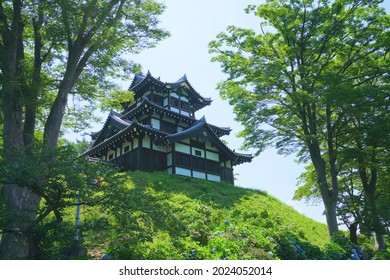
[232,153,254,165]
[129,71,166,92]
[128,72,146,89]
[156,116,238,160]
[168,74,212,104]
[88,113,130,149]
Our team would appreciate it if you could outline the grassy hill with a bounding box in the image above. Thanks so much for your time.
[40,171,362,260]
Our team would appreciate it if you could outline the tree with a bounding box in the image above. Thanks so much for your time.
[296,164,369,245]
[341,84,390,250]
[294,81,390,250]
[0,144,128,259]
[209,0,390,237]
[0,0,169,259]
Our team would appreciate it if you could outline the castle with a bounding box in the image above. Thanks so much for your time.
[82,72,252,184]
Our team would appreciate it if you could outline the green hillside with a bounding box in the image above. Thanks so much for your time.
[40,171,363,260]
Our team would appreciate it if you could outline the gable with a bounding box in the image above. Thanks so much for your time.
[90,113,132,148]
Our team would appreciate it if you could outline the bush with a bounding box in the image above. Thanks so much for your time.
[36,219,77,259]
[323,242,346,260]
[208,225,275,260]
[269,228,326,260]
[372,251,390,260]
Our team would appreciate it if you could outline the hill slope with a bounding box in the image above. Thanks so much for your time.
[42,171,347,260]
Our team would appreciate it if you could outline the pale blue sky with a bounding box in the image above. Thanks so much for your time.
[70,0,390,225]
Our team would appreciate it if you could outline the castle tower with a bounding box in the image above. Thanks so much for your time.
[83,72,252,184]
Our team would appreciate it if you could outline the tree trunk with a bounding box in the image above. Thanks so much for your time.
[322,191,339,237]
[0,75,41,259]
[366,192,387,251]
[0,185,41,259]
[349,222,358,245]
[301,101,339,237]
[43,89,70,149]
[358,153,387,251]
[373,231,386,251]
[43,43,84,149]
[310,148,339,236]
[0,69,42,259]
[0,0,42,259]
[23,12,44,149]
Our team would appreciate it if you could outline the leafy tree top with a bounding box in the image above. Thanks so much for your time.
[209,0,390,158]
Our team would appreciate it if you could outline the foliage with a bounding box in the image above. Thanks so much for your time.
[98,89,135,112]
[209,0,390,237]
[1,0,169,133]
[323,242,346,260]
[35,220,76,260]
[0,0,169,258]
[33,171,386,260]
[0,186,4,235]
[322,232,364,259]
[0,144,128,259]
[293,164,322,205]
[63,138,93,156]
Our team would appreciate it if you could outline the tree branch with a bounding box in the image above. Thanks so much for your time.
[71,44,97,85]
[59,2,73,48]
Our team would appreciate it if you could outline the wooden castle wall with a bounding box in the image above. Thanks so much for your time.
[100,130,235,184]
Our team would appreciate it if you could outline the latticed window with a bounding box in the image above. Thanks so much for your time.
[170,96,180,108]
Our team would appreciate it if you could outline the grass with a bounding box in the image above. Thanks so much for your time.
[42,170,364,260]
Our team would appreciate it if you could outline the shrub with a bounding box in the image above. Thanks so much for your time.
[372,251,390,260]
[323,242,346,260]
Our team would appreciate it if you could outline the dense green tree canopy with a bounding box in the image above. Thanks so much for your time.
[0,0,169,259]
[209,0,390,239]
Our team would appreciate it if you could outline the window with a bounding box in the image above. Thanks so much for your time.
[168,95,191,115]
[194,150,202,157]
[124,145,130,153]
[170,96,180,108]
[108,153,114,160]
[151,118,160,129]
[181,101,189,111]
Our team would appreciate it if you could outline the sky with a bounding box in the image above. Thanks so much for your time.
[68,0,390,225]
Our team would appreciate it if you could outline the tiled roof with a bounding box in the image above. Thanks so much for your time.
[121,98,231,136]
[82,114,168,157]
[84,113,252,165]
[155,116,252,165]
[128,71,212,111]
